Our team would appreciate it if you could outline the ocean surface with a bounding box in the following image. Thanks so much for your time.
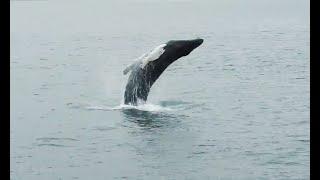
[10,0,309,179]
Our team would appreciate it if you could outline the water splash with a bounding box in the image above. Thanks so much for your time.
[68,99,197,113]
[86,103,174,112]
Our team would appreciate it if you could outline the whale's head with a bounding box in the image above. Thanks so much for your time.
[164,38,204,58]
[148,38,204,75]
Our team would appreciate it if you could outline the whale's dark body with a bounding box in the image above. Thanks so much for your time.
[123,38,203,105]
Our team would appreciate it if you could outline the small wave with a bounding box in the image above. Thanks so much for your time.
[37,143,70,147]
[158,100,191,107]
[93,126,117,131]
[192,151,208,155]
[36,137,79,142]
[35,137,78,148]
[197,144,216,147]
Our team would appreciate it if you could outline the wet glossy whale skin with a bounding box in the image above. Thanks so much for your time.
[124,39,203,105]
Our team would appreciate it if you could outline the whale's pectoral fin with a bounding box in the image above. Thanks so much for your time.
[123,61,141,75]
[123,64,133,75]
[123,53,149,75]
[123,63,134,75]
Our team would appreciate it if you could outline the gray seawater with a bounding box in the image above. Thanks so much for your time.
[11,0,309,179]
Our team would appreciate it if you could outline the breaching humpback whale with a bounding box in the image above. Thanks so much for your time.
[123,38,204,105]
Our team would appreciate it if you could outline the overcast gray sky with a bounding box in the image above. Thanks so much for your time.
[11,0,309,37]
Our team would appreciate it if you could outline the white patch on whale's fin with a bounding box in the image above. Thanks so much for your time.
[123,63,135,75]
[123,43,166,75]
[140,43,166,69]
[123,53,148,75]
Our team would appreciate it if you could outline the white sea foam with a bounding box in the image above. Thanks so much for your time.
[86,103,174,112]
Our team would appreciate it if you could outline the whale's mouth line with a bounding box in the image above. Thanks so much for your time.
[190,38,204,50]
[194,38,204,46]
